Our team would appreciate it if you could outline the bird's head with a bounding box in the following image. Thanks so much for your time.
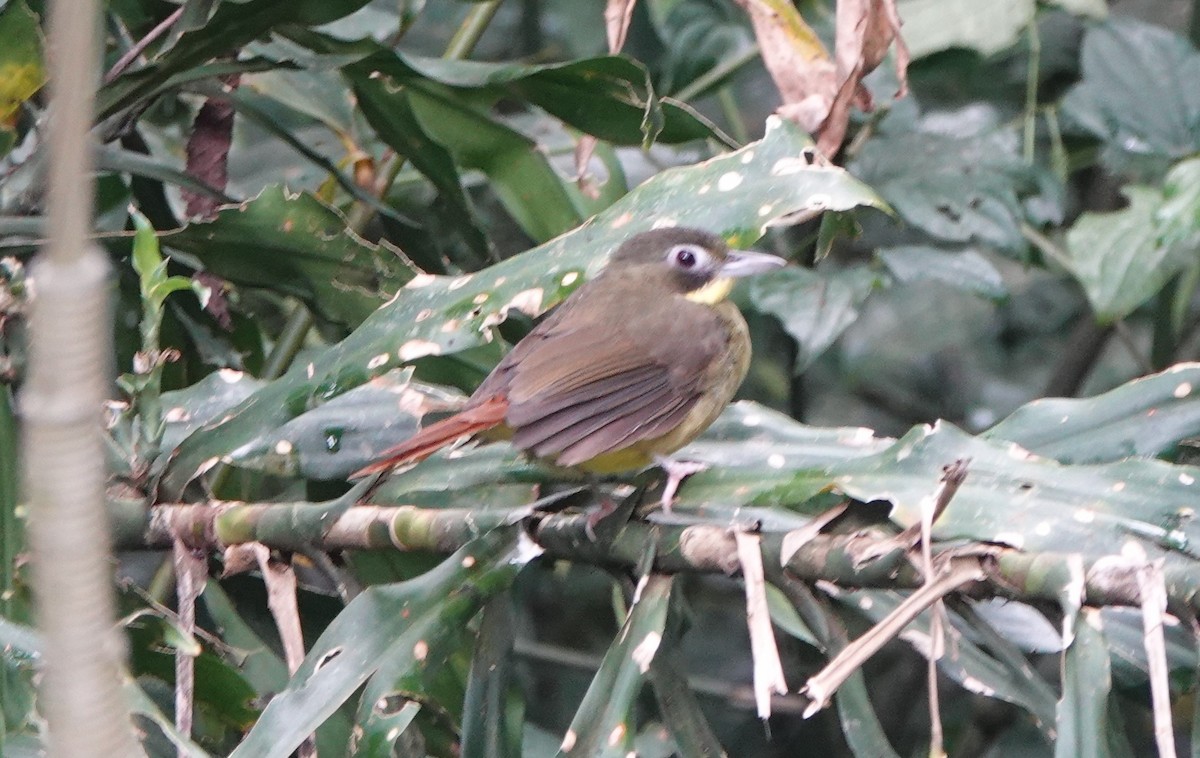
[607,227,786,303]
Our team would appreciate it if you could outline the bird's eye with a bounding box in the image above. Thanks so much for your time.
[670,245,704,269]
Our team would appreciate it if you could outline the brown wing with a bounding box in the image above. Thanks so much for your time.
[471,271,729,466]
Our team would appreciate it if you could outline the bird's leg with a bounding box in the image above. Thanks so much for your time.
[654,456,708,513]
[584,476,617,541]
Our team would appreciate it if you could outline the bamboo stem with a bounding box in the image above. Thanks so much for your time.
[23,0,139,754]
[106,499,1200,613]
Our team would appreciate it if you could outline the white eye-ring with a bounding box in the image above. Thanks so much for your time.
[669,244,708,270]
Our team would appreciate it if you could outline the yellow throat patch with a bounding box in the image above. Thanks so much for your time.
[684,276,734,305]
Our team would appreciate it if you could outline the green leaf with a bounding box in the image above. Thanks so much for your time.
[97,0,374,120]
[831,667,900,758]
[243,67,356,136]
[984,363,1200,464]
[347,68,491,257]
[674,402,893,515]
[1044,0,1106,17]
[0,0,45,124]
[899,0,1035,59]
[765,584,817,646]
[229,528,526,758]
[347,66,581,244]
[224,367,463,480]
[126,610,259,728]
[361,50,722,146]
[1062,185,1190,323]
[160,118,883,496]
[1156,157,1200,253]
[1,389,26,627]
[1061,17,1200,177]
[96,145,234,204]
[815,422,1200,559]
[1,617,215,756]
[650,0,753,95]
[130,210,163,289]
[199,581,290,697]
[160,369,268,453]
[876,245,1008,300]
[280,26,727,145]
[125,682,216,758]
[148,276,199,306]
[405,86,584,242]
[461,598,522,758]
[645,649,725,758]
[1055,610,1122,758]
[1099,606,1196,692]
[560,574,673,757]
[851,125,1045,253]
[748,266,880,373]
[161,185,416,328]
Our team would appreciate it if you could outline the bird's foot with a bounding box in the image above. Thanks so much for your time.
[654,457,708,514]
[585,496,618,541]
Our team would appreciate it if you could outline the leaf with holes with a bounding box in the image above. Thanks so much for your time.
[851,125,1048,253]
[161,186,416,328]
[160,118,883,495]
[560,574,673,757]
[984,363,1200,464]
[229,528,526,758]
[224,368,465,480]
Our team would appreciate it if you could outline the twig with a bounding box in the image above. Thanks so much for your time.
[919,464,968,758]
[171,538,207,754]
[104,7,184,84]
[1137,558,1176,758]
[800,557,986,717]
[734,529,788,720]
[251,544,315,758]
[1019,222,1072,269]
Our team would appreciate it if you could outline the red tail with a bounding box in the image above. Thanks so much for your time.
[349,395,509,479]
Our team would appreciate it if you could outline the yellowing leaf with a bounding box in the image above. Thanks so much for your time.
[0,2,46,124]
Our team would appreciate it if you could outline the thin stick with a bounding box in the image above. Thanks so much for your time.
[801,558,985,717]
[735,530,788,720]
[104,7,184,84]
[1138,559,1176,758]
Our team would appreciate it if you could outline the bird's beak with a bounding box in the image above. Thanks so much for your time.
[720,249,787,278]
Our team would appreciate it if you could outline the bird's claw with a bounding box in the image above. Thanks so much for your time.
[584,496,618,541]
[655,457,709,513]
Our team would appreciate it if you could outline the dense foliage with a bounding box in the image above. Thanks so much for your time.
[4,0,1200,756]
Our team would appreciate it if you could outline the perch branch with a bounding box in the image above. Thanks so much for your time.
[106,497,1200,613]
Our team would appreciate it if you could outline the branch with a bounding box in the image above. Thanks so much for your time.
[107,497,1200,613]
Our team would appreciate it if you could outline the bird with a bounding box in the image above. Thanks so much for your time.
[351,227,786,512]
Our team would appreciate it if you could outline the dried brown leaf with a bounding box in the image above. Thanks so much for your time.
[184,73,240,220]
[574,134,602,200]
[172,539,208,747]
[604,0,638,53]
[736,0,909,157]
[734,0,837,134]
